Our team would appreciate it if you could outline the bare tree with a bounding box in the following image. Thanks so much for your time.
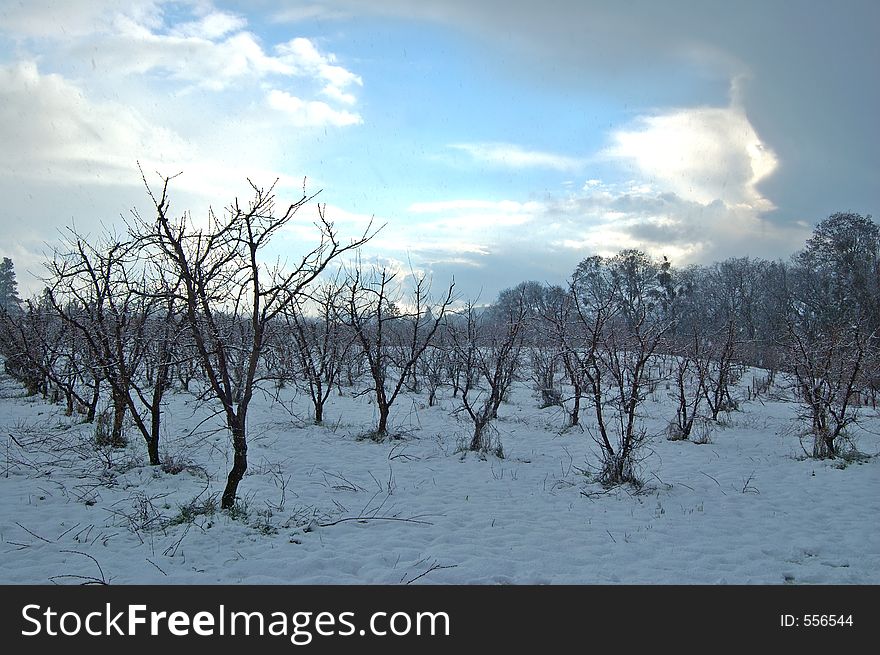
[701,320,741,420]
[1,290,97,413]
[342,265,454,438]
[573,251,677,486]
[139,282,182,455]
[785,314,873,458]
[285,279,352,424]
[46,230,184,462]
[667,327,708,440]
[451,295,527,454]
[782,212,880,458]
[542,284,595,427]
[171,334,201,393]
[135,171,372,507]
[1,299,51,397]
[569,257,619,456]
[419,331,451,407]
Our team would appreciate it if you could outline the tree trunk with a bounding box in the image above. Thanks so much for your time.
[111,385,127,447]
[569,390,580,427]
[147,435,160,467]
[221,421,248,509]
[470,422,486,452]
[313,380,324,424]
[147,394,162,466]
[614,456,626,484]
[86,379,100,423]
[823,435,837,458]
[376,402,390,437]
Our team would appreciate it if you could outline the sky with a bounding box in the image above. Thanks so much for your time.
[0,0,877,301]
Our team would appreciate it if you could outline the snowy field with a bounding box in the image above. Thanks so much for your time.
[0,368,877,585]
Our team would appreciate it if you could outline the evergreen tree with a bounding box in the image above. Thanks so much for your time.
[0,257,22,313]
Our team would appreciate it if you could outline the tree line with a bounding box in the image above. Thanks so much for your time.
[1,172,877,501]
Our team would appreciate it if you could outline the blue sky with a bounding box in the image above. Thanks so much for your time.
[0,0,877,301]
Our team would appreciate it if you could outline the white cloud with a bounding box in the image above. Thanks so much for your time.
[76,22,358,98]
[544,178,806,266]
[603,103,778,210]
[449,142,585,172]
[321,84,358,106]
[564,96,800,264]
[278,198,543,272]
[314,178,803,280]
[0,27,365,295]
[267,90,363,127]
[268,173,809,308]
[1,2,364,111]
[0,0,161,38]
[0,0,366,205]
[400,200,543,250]
[408,199,541,214]
[276,37,362,86]
[0,61,190,185]
[0,60,315,214]
[170,10,248,39]
[270,5,354,24]
[81,29,293,91]
[275,37,363,108]
[376,174,805,285]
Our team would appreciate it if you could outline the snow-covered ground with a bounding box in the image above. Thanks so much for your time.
[0,369,877,584]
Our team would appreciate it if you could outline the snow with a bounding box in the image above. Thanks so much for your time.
[0,369,877,585]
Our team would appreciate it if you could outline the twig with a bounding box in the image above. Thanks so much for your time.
[147,558,168,576]
[48,574,107,585]
[581,487,618,499]
[163,522,191,558]
[741,470,760,494]
[52,549,108,585]
[7,541,32,551]
[319,469,363,492]
[650,472,673,491]
[699,471,727,495]
[403,560,458,584]
[319,516,433,528]
[56,523,81,540]
[15,522,53,543]
[389,443,418,461]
